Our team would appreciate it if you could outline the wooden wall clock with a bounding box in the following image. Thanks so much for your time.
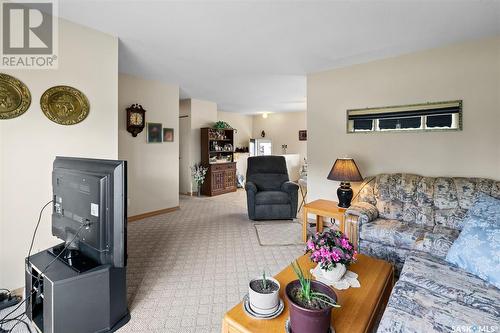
[126,104,146,137]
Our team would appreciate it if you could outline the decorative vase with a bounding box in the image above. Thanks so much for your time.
[286,280,337,333]
[197,186,201,197]
[321,263,346,282]
[248,277,281,315]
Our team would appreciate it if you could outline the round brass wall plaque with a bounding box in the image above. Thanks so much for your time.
[0,73,31,120]
[41,86,90,125]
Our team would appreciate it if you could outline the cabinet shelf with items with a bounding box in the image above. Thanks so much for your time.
[209,138,232,142]
[201,128,237,196]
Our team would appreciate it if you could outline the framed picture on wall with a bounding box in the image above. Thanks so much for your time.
[299,130,307,141]
[147,123,163,143]
[163,128,174,142]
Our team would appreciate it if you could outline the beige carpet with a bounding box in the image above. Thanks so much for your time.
[254,222,304,246]
[122,190,304,333]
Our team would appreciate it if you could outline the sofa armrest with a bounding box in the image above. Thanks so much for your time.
[281,181,299,217]
[245,181,258,193]
[245,182,257,220]
[346,202,378,224]
[281,181,299,194]
[344,202,379,251]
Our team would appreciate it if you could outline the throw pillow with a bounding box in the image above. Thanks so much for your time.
[446,193,500,289]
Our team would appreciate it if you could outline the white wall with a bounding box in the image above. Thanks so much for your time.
[190,99,217,173]
[217,111,253,148]
[0,125,3,287]
[252,111,307,161]
[307,36,500,203]
[179,100,191,194]
[0,19,118,289]
[118,74,179,216]
[178,99,218,194]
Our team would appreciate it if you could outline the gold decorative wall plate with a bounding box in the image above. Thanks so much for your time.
[0,73,31,120]
[41,85,90,125]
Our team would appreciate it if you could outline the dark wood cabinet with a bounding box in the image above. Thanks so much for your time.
[201,128,237,196]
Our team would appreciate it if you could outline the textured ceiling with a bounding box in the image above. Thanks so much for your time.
[59,0,500,113]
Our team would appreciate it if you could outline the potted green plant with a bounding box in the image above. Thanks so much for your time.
[248,271,280,315]
[307,229,357,282]
[285,261,339,333]
[213,121,233,130]
[190,163,208,196]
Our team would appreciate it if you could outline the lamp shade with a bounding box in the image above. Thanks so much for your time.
[327,158,363,182]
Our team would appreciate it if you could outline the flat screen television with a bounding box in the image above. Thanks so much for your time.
[51,157,127,269]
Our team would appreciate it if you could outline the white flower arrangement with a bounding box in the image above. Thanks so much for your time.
[191,164,208,186]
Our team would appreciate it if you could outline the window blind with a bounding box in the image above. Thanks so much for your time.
[348,104,460,121]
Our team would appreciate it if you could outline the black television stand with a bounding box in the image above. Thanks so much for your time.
[47,244,100,273]
[26,245,130,333]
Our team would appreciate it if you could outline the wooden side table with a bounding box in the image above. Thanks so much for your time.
[302,199,346,242]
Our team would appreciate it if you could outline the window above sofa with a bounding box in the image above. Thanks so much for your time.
[347,100,462,133]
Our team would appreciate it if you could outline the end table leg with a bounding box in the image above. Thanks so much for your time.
[221,320,230,333]
[302,208,308,242]
[316,215,323,234]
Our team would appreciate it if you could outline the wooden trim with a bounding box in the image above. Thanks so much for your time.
[128,206,179,222]
[345,213,360,251]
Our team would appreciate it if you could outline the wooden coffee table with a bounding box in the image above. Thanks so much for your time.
[222,254,394,333]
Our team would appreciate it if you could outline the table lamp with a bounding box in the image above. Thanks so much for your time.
[327,158,363,208]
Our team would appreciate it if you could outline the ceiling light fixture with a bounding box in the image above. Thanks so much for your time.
[262,113,268,119]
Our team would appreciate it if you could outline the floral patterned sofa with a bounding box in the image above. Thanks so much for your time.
[377,251,500,332]
[345,173,500,273]
[345,173,500,332]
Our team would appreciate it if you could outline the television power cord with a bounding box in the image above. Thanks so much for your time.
[0,200,86,332]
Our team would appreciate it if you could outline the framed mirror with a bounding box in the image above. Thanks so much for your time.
[347,100,462,133]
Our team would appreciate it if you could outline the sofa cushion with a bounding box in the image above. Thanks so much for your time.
[375,199,403,220]
[254,204,291,220]
[255,191,290,205]
[396,174,421,202]
[414,226,460,258]
[377,281,499,333]
[361,218,427,249]
[434,177,460,209]
[402,202,434,227]
[246,156,289,191]
[434,208,468,230]
[400,252,500,317]
[454,178,479,209]
[492,181,500,199]
[446,194,500,289]
[415,176,435,207]
[374,174,399,201]
[248,174,288,191]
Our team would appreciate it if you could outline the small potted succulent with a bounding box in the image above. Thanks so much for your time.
[248,271,280,315]
[286,261,340,333]
[307,229,357,282]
